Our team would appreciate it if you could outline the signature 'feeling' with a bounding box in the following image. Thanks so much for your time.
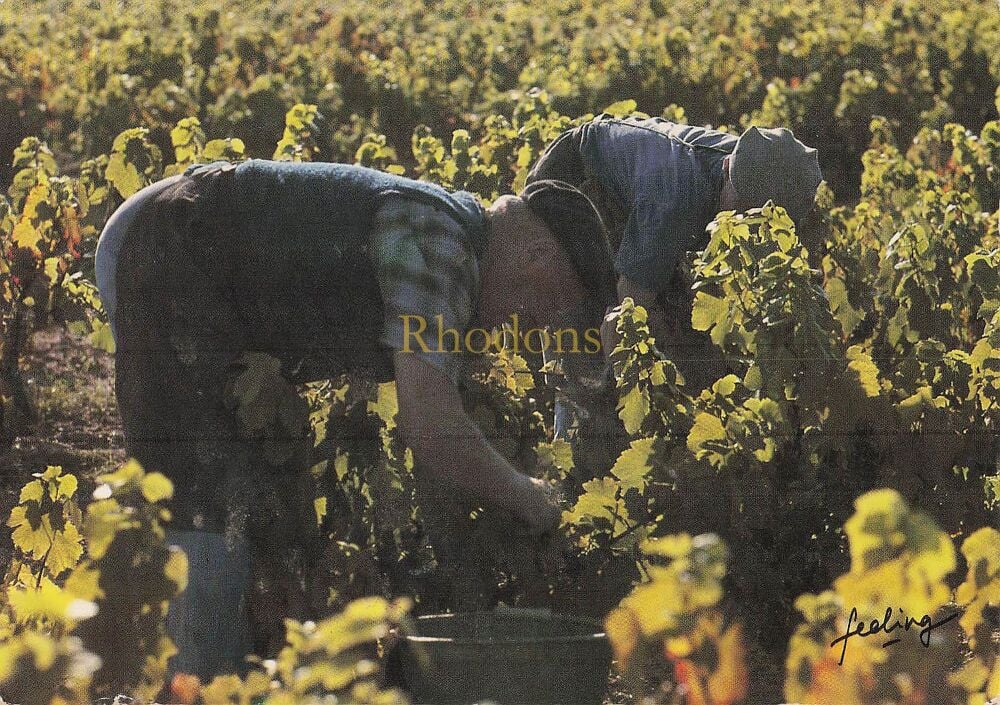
[830,606,960,665]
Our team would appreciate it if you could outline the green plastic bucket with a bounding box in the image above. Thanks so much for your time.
[399,607,612,705]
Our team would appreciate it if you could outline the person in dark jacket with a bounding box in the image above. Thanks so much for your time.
[95,159,614,678]
[527,116,823,436]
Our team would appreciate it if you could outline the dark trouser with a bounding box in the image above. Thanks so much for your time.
[112,166,329,673]
[113,165,335,532]
[115,167,255,530]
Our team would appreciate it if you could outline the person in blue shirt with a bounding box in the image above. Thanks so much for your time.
[527,117,822,438]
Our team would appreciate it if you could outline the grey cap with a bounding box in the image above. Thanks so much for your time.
[729,126,822,223]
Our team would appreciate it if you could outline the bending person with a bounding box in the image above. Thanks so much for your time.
[95,159,615,678]
[527,116,822,435]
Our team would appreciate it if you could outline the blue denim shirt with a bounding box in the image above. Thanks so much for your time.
[576,118,735,291]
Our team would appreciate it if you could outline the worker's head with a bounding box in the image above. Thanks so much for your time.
[478,179,615,333]
[720,126,823,224]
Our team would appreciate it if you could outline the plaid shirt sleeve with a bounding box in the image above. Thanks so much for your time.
[370,195,481,383]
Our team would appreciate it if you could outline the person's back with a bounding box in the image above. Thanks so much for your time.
[572,117,736,291]
[528,118,734,291]
[528,114,821,415]
[98,160,489,384]
[216,158,487,289]
[180,159,488,383]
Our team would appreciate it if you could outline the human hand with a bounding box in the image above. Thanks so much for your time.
[514,476,563,536]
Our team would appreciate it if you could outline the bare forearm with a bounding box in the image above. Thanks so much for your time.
[392,352,530,512]
[403,408,529,512]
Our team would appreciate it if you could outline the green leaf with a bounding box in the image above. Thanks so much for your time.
[603,99,638,117]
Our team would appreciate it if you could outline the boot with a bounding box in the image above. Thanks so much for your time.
[164,529,252,680]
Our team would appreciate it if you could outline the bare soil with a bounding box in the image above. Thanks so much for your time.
[1,325,126,532]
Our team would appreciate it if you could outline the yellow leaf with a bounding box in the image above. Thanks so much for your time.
[105,153,143,198]
[611,437,655,493]
[650,360,668,386]
[605,607,640,665]
[18,479,43,503]
[622,571,680,636]
[947,656,989,694]
[707,623,748,705]
[955,526,1000,649]
[7,579,93,625]
[516,143,534,168]
[314,496,328,527]
[687,412,726,454]
[83,498,124,560]
[535,439,575,476]
[8,507,83,575]
[12,220,42,254]
[53,471,77,501]
[368,382,399,430]
[334,451,350,481]
[12,181,50,255]
[89,319,116,353]
[618,386,649,435]
[643,533,693,559]
[200,674,246,705]
[164,546,189,593]
[603,99,638,117]
[141,472,174,503]
[838,489,955,617]
[691,292,726,332]
[65,564,103,601]
[45,520,84,576]
[563,477,627,531]
[846,345,882,397]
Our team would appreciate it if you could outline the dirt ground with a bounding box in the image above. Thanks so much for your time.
[1,325,126,532]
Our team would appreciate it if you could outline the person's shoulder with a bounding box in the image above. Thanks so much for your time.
[372,193,469,240]
[669,123,738,152]
[373,184,486,243]
[583,116,682,143]
[372,193,421,232]
[233,158,365,175]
